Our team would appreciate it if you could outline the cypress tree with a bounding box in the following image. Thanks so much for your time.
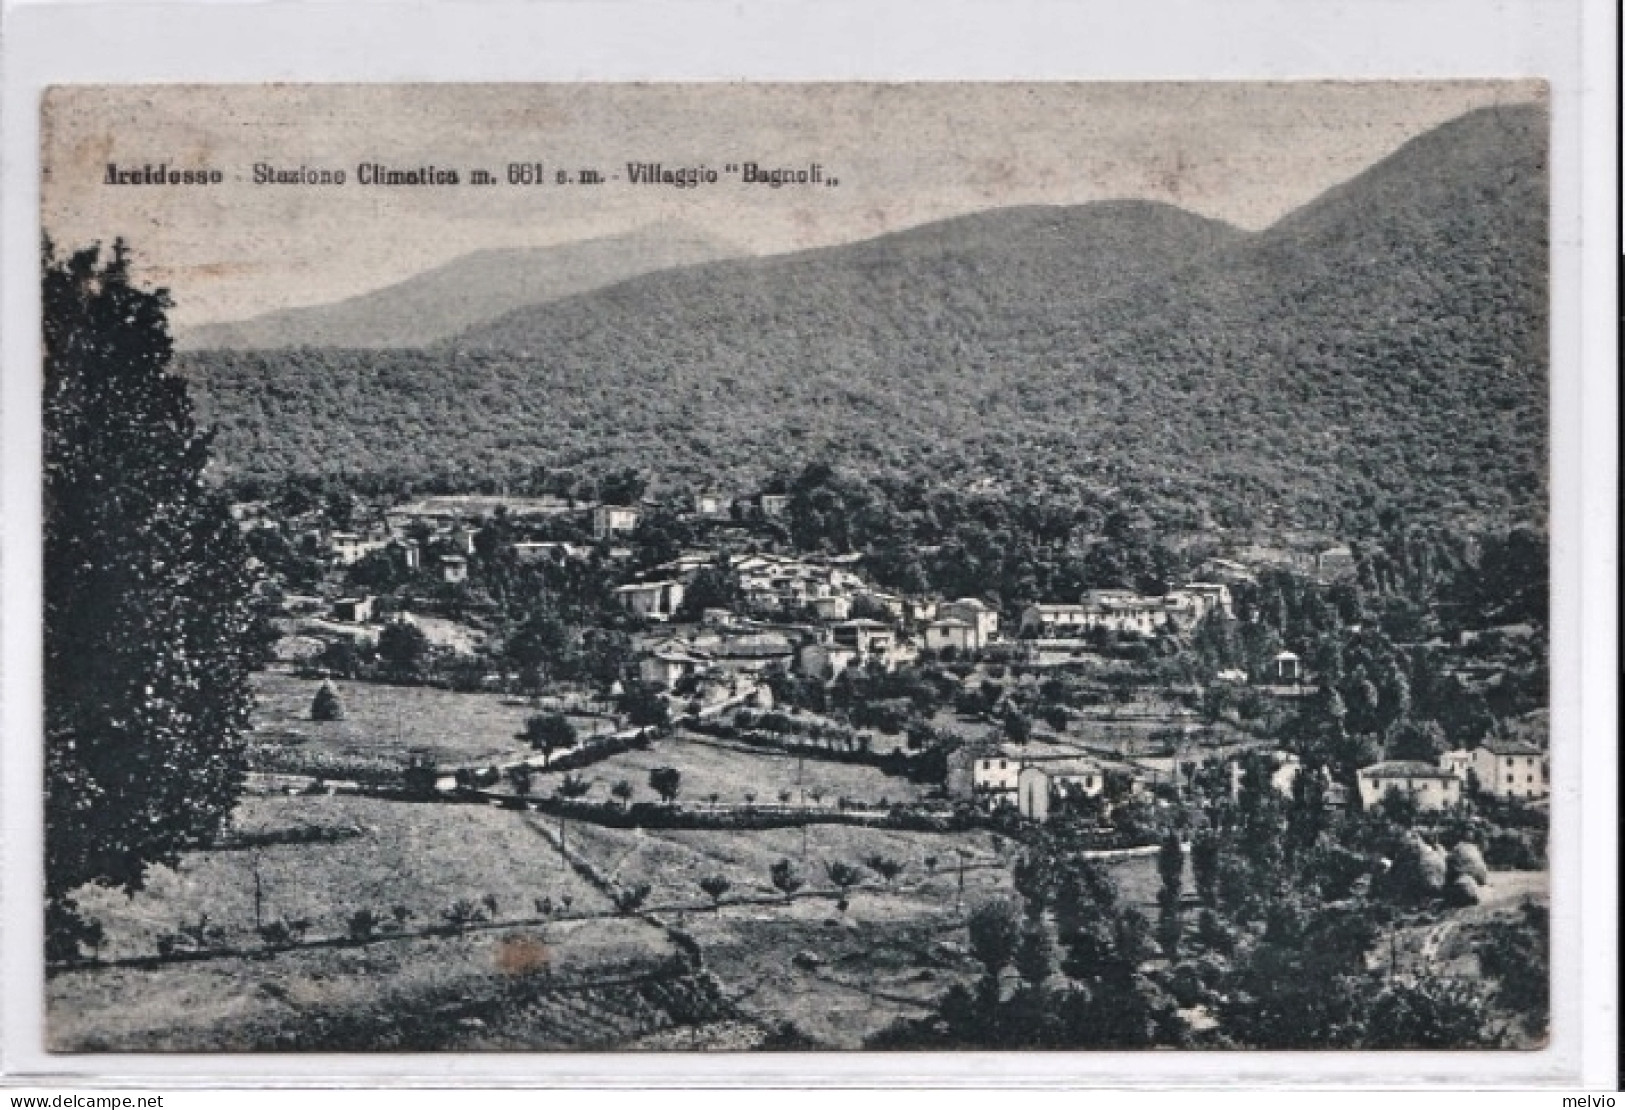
[310,679,344,721]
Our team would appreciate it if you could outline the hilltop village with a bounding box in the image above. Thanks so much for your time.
[233,473,1548,830]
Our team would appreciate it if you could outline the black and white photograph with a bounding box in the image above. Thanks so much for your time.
[38,81,1551,1054]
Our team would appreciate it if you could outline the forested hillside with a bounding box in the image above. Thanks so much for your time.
[181,104,1546,537]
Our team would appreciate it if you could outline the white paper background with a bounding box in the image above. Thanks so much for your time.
[1,0,1615,1088]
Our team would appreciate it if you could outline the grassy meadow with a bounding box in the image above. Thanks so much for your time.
[247,671,608,779]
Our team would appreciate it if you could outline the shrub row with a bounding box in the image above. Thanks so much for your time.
[504,793,975,834]
[211,823,365,851]
[538,728,658,774]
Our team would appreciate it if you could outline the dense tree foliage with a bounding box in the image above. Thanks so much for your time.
[44,240,258,956]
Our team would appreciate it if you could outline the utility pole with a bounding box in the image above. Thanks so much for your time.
[251,849,263,931]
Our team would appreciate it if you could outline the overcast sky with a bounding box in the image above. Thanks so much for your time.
[41,82,1543,328]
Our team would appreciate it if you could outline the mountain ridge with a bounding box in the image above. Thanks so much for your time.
[181,104,1547,536]
[178,222,745,350]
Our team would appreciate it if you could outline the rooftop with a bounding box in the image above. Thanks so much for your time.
[615,579,681,593]
[1359,761,1461,780]
[1480,738,1544,757]
[1023,757,1105,778]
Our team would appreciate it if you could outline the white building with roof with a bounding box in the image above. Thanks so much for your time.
[1266,651,1301,684]
[1017,758,1107,823]
[1469,738,1548,800]
[593,504,641,539]
[798,642,859,681]
[831,618,894,657]
[614,579,685,620]
[1356,761,1464,811]
[330,530,389,566]
[972,752,1023,802]
[938,598,999,644]
[1019,583,1233,640]
[639,640,711,689]
[923,617,979,653]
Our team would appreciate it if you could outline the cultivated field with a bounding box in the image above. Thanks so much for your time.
[529,731,934,808]
[67,795,611,963]
[47,916,686,1052]
[562,820,1014,910]
[247,671,605,777]
[558,820,1026,1047]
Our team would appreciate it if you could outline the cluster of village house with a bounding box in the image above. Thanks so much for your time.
[961,733,1548,824]
[625,554,1246,693]
[261,492,1246,692]
[240,494,1548,824]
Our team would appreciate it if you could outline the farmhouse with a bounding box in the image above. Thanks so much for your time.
[735,553,864,615]
[971,752,1022,803]
[650,551,721,582]
[831,618,895,659]
[810,595,852,621]
[694,491,730,518]
[938,597,999,645]
[1468,737,1548,801]
[1021,583,1237,639]
[440,555,468,584]
[639,640,711,689]
[329,530,388,566]
[1356,761,1464,811]
[1265,651,1302,684]
[798,642,859,680]
[614,579,685,620]
[593,504,641,539]
[1167,582,1234,621]
[923,617,979,654]
[694,631,797,675]
[330,595,374,623]
[1017,758,1107,823]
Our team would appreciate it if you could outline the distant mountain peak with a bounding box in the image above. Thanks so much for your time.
[178,222,745,351]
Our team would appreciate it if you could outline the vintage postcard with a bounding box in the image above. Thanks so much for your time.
[39,82,1550,1053]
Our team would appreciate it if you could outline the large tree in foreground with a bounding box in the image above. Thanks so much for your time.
[43,239,257,956]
